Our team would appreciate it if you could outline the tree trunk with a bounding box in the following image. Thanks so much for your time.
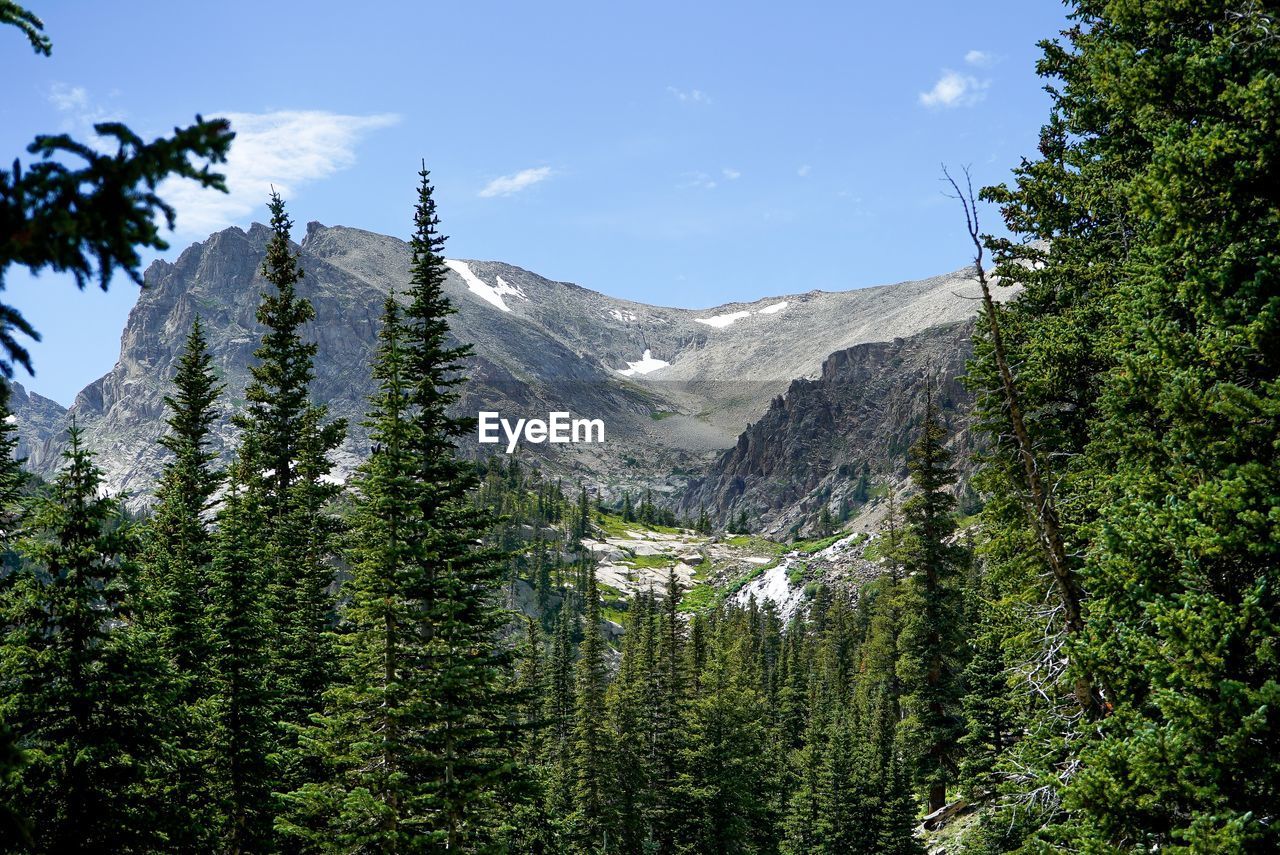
[928,783,947,814]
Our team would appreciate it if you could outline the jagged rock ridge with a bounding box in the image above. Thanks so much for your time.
[9,221,1006,514]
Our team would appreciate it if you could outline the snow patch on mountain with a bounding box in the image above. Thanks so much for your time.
[732,561,807,621]
[696,310,751,329]
[617,349,670,377]
[759,301,789,314]
[493,274,529,302]
[445,259,515,312]
[609,309,638,323]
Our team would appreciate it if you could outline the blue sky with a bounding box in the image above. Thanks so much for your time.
[2,0,1070,405]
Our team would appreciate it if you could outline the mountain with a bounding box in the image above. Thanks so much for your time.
[8,221,1007,515]
[677,321,978,538]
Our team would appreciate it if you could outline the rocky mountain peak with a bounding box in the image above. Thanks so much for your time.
[8,222,1009,518]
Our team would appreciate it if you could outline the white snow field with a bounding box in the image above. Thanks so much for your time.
[695,310,751,328]
[617,349,671,376]
[445,259,526,312]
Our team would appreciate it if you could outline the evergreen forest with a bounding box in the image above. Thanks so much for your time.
[2,1,1279,852]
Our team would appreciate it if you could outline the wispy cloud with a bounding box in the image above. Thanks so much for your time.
[49,82,90,113]
[797,164,811,178]
[722,167,741,180]
[678,171,718,190]
[48,82,123,140]
[668,86,711,104]
[478,166,553,198]
[158,110,400,237]
[964,49,995,67]
[919,70,989,108]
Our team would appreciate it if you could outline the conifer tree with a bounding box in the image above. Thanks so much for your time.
[675,635,777,855]
[206,471,277,852]
[137,318,224,847]
[400,165,522,848]
[606,589,654,852]
[0,426,171,851]
[575,484,590,541]
[570,570,611,851]
[0,382,26,544]
[644,569,686,850]
[0,383,26,848]
[896,389,966,812]
[813,712,877,855]
[543,607,577,845]
[142,318,223,687]
[277,297,437,850]
[233,191,345,748]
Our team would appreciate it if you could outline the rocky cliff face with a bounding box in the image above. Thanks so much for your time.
[8,221,1005,515]
[677,322,979,538]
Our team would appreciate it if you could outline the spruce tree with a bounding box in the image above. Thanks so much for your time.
[0,382,26,544]
[400,165,522,848]
[142,317,223,687]
[277,297,436,850]
[895,389,966,812]
[543,607,577,847]
[606,590,654,852]
[813,711,877,855]
[206,471,277,852]
[1042,4,1280,848]
[640,569,686,851]
[0,383,27,848]
[138,318,224,847]
[0,426,171,851]
[233,191,345,776]
[675,635,777,855]
[570,570,611,852]
[575,484,590,541]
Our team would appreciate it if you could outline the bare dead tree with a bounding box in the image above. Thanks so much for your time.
[942,164,1100,717]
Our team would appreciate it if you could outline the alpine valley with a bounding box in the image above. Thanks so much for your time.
[9,220,1007,539]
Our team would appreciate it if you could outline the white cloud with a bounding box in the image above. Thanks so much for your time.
[158,109,399,237]
[722,167,741,180]
[49,83,89,113]
[919,70,989,108]
[797,164,811,178]
[964,49,994,67]
[47,83,123,142]
[477,166,553,198]
[679,171,718,190]
[668,86,711,104]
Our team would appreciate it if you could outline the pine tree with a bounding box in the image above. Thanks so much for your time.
[646,568,686,850]
[957,569,1014,799]
[895,389,967,812]
[0,382,26,545]
[675,635,778,855]
[137,318,224,846]
[233,191,345,752]
[606,590,654,852]
[816,506,835,537]
[0,426,172,851]
[1038,4,1280,848]
[400,165,522,848]
[570,570,611,852]
[696,506,711,535]
[142,317,223,688]
[544,607,577,846]
[813,711,877,855]
[277,297,436,850]
[0,382,27,848]
[575,484,590,541]
[206,471,277,852]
